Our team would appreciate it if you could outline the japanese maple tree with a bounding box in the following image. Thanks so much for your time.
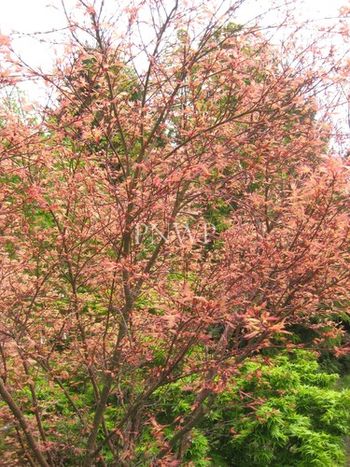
[0,0,349,464]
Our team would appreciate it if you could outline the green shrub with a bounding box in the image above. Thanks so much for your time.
[149,350,350,466]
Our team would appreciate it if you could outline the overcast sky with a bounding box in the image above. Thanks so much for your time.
[1,0,346,31]
[0,0,348,107]
[1,0,347,69]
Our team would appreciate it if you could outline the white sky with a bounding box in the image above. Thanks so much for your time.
[0,0,348,120]
[1,0,346,31]
[1,0,347,66]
